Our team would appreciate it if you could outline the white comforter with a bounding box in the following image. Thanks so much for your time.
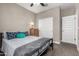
[2,36,41,56]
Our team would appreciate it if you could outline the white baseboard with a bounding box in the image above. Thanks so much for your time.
[53,41,60,44]
[77,46,79,52]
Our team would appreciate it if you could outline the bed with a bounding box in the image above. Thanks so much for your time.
[1,32,53,56]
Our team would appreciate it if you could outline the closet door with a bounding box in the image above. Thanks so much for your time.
[38,17,53,38]
[62,15,76,44]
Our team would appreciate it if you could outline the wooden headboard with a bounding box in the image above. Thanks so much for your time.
[0,33,3,50]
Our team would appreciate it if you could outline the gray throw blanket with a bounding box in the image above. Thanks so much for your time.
[13,38,52,56]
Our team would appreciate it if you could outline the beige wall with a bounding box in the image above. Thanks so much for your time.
[0,3,35,32]
[76,4,79,51]
[0,3,76,44]
[61,7,75,17]
[35,7,61,42]
[60,7,76,41]
[35,7,76,43]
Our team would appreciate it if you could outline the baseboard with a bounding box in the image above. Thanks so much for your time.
[77,46,79,52]
[53,41,60,44]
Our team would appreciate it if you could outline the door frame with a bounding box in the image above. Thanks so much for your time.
[61,15,77,45]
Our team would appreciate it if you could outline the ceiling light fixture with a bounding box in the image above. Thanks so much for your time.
[30,3,48,7]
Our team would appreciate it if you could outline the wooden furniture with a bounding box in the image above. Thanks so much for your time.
[0,33,5,56]
[0,33,3,50]
[30,28,39,36]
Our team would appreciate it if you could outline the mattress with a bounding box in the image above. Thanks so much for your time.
[2,36,41,56]
[13,38,52,56]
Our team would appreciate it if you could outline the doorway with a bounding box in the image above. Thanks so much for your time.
[62,15,76,44]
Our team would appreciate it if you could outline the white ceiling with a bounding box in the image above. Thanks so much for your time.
[17,3,75,14]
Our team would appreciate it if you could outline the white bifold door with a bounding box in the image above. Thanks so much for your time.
[62,15,76,44]
[38,17,53,38]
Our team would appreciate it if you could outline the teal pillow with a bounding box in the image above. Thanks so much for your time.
[16,33,26,38]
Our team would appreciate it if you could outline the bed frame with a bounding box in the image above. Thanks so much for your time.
[32,38,53,56]
[2,31,53,56]
[39,39,53,56]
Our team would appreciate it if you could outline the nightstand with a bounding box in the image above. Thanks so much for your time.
[30,28,39,36]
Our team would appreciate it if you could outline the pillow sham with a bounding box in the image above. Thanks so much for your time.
[3,32,7,39]
[6,32,17,40]
[17,32,28,36]
[6,31,28,40]
[16,33,26,38]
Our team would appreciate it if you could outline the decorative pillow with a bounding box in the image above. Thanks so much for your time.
[3,32,7,39]
[6,31,28,40]
[24,32,28,36]
[6,32,17,40]
[17,32,28,36]
[16,33,26,38]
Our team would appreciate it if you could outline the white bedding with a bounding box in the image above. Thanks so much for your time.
[2,36,41,56]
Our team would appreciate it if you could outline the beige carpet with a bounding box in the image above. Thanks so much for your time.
[44,42,79,56]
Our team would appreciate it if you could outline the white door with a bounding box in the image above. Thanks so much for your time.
[38,17,53,38]
[62,15,76,44]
